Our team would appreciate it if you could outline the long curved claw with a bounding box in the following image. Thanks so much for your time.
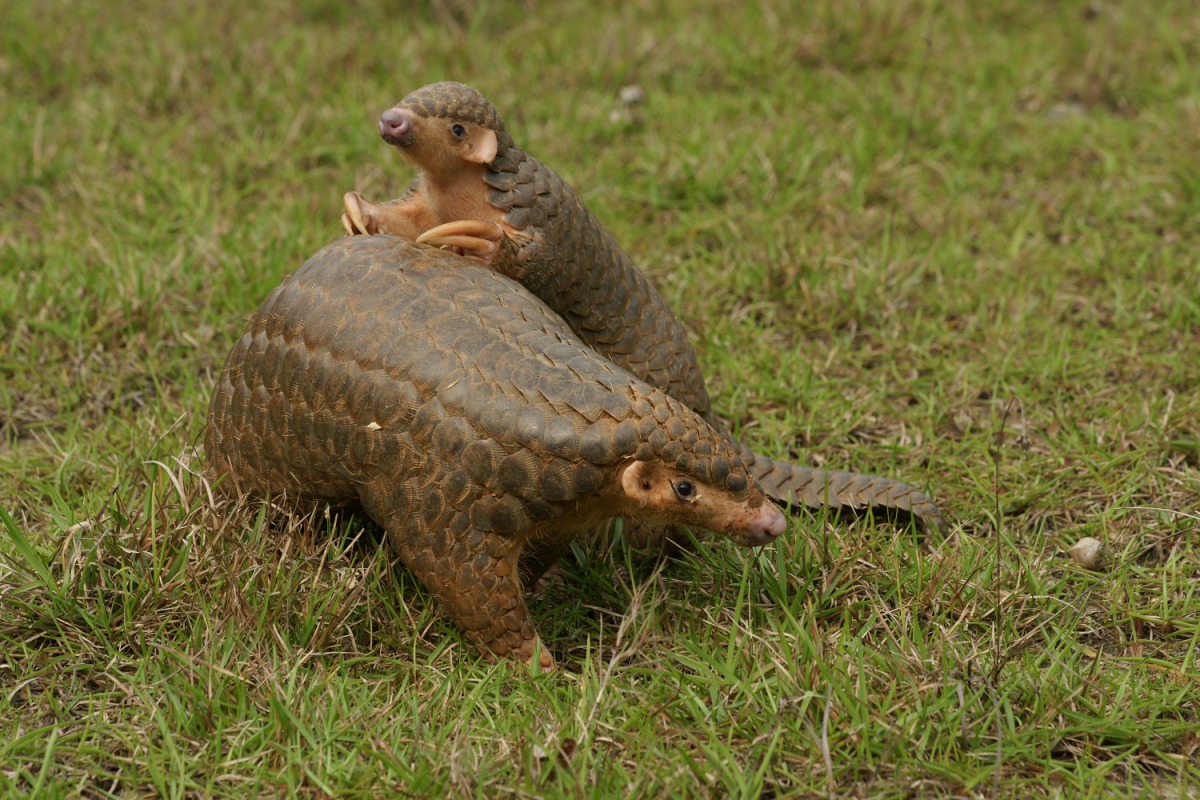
[342,191,372,236]
[416,219,508,265]
[421,234,501,262]
[418,219,507,242]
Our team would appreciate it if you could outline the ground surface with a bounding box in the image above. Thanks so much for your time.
[2,0,1198,796]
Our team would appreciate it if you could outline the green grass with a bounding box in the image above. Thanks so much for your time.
[3,0,1199,796]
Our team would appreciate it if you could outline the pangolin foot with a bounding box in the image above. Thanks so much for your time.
[416,219,511,266]
[341,191,379,236]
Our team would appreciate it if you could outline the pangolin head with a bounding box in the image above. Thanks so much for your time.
[377,82,516,172]
[613,390,785,547]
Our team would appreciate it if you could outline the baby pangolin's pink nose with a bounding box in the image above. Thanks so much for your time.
[378,108,412,143]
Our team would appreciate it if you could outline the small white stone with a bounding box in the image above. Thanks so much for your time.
[1068,537,1106,570]
[618,84,645,107]
[366,421,382,431]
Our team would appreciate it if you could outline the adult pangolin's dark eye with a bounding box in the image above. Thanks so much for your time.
[451,123,466,138]
[673,480,695,501]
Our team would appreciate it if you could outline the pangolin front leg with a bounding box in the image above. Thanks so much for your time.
[390,521,552,670]
[518,538,572,591]
[416,219,530,278]
[341,191,436,238]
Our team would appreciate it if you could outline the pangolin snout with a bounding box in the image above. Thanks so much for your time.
[745,503,787,546]
[379,108,413,146]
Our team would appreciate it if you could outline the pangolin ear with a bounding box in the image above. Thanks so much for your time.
[465,128,499,164]
[619,460,652,499]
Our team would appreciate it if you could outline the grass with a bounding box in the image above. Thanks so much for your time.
[2,0,1198,795]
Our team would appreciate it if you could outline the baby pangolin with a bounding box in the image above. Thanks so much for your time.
[205,235,786,668]
[342,81,944,535]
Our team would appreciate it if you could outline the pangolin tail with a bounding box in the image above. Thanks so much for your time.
[726,439,945,532]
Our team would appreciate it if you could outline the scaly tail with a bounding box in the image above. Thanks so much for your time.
[725,439,945,532]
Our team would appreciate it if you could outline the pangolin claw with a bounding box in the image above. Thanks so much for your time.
[342,191,372,236]
[417,219,508,265]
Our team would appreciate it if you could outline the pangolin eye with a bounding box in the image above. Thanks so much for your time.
[673,480,695,500]
[451,123,466,138]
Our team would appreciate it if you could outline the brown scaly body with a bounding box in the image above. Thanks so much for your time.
[342,82,944,532]
[205,235,785,667]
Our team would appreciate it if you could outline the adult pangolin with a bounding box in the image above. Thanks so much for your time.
[342,81,944,534]
[205,235,787,668]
